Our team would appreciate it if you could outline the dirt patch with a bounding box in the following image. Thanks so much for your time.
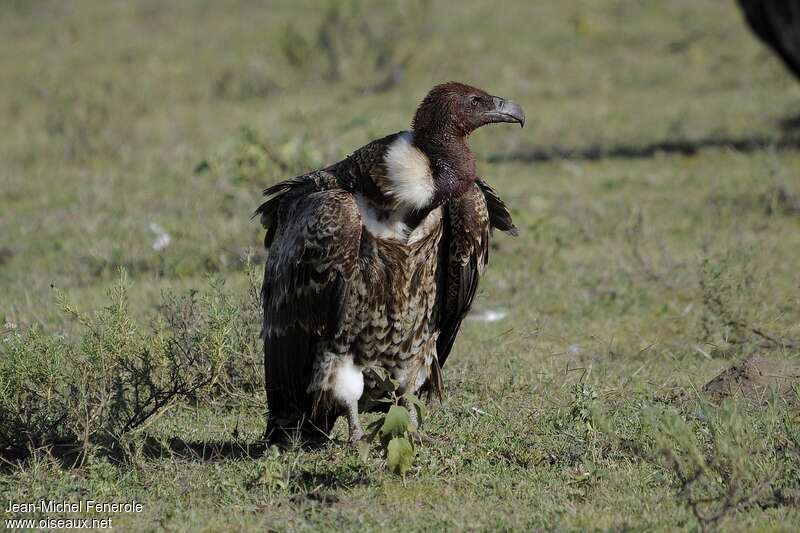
[702,355,800,403]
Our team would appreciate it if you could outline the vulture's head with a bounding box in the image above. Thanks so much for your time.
[412,82,525,138]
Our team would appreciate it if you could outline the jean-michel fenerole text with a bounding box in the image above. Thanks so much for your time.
[5,499,143,514]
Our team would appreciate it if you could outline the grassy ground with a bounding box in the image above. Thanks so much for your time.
[2,0,800,531]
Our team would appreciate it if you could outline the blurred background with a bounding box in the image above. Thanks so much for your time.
[2,2,800,530]
[1,0,798,326]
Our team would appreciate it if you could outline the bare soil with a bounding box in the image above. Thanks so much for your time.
[702,355,800,403]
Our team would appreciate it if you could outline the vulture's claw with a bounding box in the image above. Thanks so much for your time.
[410,431,443,446]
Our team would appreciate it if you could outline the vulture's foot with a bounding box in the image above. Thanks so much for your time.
[349,427,365,443]
[402,397,439,445]
[410,431,442,446]
[345,401,365,442]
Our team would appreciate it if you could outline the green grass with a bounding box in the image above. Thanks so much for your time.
[2,0,800,531]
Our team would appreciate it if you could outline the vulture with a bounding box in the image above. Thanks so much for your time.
[737,0,800,80]
[257,82,524,444]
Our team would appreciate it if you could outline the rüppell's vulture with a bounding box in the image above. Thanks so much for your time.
[738,0,800,79]
[256,82,524,444]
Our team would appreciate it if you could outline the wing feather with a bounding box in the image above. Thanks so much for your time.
[259,177,362,443]
[477,178,519,236]
[435,179,517,371]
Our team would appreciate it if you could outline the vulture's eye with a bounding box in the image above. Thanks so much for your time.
[469,95,480,107]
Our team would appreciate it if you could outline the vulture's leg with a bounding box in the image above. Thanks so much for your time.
[405,398,420,430]
[401,396,438,445]
[345,400,365,442]
[331,356,365,442]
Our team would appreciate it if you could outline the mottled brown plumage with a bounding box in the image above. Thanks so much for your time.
[257,82,524,444]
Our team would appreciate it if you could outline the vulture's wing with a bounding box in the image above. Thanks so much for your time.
[435,179,517,374]
[256,174,362,442]
[477,178,519,237]
[738,0,800,79]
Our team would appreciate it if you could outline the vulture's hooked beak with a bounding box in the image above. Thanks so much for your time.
[486,96,525,127]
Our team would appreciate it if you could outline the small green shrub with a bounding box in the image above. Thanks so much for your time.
[0,323,74,449]
[359,387,426,476]
[699,250,798,356]
[623,403,800,531]
[0,270,263,459]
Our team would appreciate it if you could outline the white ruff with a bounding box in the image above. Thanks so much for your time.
[384,132,434,209]
[332,357,364,405]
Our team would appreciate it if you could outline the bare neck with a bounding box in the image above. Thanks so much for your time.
[412,129,476,205]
